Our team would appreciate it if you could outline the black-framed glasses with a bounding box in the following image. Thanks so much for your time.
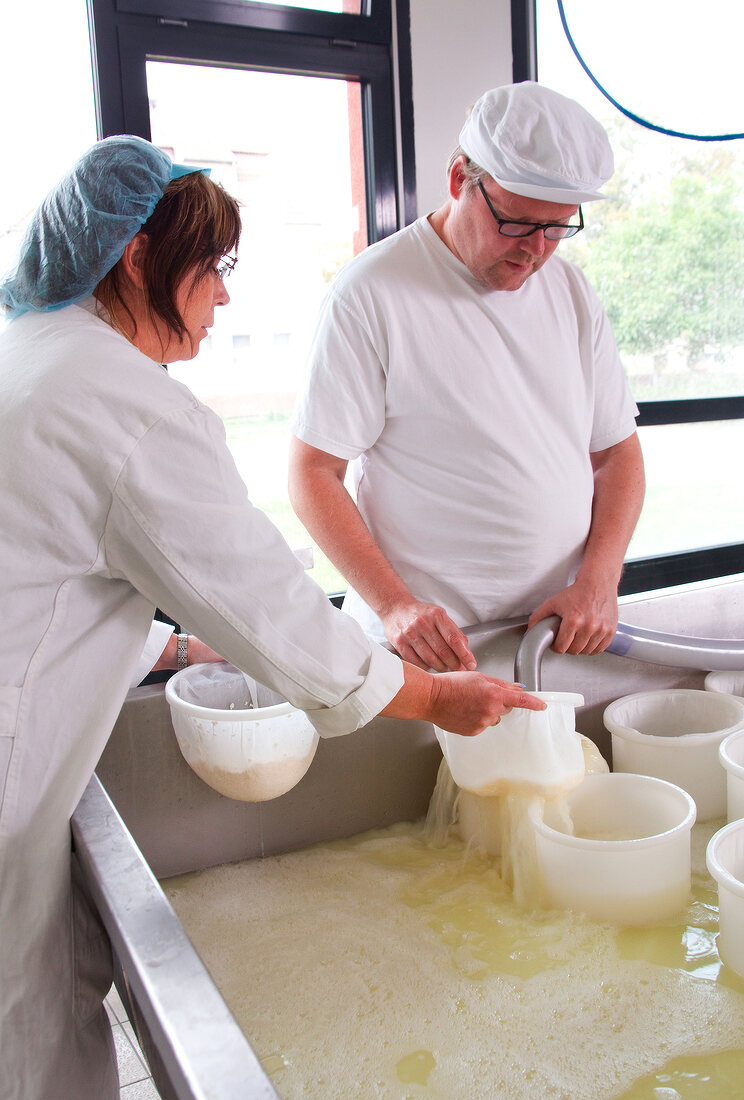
[214,254,238,280]
[477,181,583,240]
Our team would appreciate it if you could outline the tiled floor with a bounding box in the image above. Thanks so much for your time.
[105,985,161,1099]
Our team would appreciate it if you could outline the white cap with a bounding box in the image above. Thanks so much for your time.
[459,82,614,204]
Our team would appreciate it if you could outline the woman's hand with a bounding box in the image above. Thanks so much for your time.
[381,664,545,737]
[425,671,545,736]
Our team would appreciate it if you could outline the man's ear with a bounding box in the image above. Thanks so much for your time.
[119,233,148,288]
[448,155,469,200]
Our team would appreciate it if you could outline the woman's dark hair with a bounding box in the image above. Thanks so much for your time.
[96,172,241,349]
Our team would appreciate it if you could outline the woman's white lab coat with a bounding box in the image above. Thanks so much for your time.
[0,300,404,1099]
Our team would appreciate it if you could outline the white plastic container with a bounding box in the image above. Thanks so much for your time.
[706,819,744,979]
[720,729,744,822]
[529,773,696,925]
[435,691,585,799]
[603,689,744,821]
[704,670,744,698]
[165,663,319,802]
[456,734,609,857]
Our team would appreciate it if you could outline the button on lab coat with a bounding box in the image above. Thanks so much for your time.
[0,301,404,1099]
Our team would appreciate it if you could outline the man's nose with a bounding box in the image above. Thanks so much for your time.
[519,228,547,255]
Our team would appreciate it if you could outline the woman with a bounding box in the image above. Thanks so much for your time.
[0,136,541,1099]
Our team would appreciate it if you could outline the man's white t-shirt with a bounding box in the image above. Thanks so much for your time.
[291,216,639,639]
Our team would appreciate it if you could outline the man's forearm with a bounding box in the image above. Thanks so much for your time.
[527,432,645,655]
[582,431,645,586]
[288,442,414,618]
[288,439,477,671]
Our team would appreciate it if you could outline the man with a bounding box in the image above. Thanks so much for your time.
[289,82,645,672]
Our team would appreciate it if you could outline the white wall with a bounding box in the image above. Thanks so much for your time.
[407,0,514,216]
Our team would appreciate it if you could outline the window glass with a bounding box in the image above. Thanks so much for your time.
[147,61,367,592]
[536,0,744,402]
[0,0,97,326]
[537,0,744,562]
[632,421,744,558]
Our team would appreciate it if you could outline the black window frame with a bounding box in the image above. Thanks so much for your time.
[87,0,415,623]
[511,0,744,596]
[115,0,391,42]
[87,0,416,242]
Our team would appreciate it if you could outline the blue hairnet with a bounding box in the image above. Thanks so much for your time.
[0,135,207,320]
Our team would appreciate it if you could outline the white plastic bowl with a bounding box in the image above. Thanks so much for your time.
[435,691,585,799]
[529,773,696,925]
[603,689,744,821]
[706,819,744,979]
[720,729,744,822]
[165,663,319,802]
[704,670,744,698]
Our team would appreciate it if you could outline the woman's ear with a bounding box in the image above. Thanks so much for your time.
[120,233,149,288]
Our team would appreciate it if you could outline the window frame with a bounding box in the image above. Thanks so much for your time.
[512,0,744,596]
[115,0,391,42]
[87,0,415,608]
[87,0,415,242]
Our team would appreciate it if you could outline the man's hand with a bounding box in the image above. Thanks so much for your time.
[380,598,477,672]
[527,576,618,655]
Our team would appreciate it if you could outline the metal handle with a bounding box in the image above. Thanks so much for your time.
[514,616,561,691]
[514,616,744,692]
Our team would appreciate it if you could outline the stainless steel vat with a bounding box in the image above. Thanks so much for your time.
[72,577,744,1098]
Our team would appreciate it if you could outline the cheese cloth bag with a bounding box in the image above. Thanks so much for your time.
[435,691,587,798]
[169,662,286,711]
